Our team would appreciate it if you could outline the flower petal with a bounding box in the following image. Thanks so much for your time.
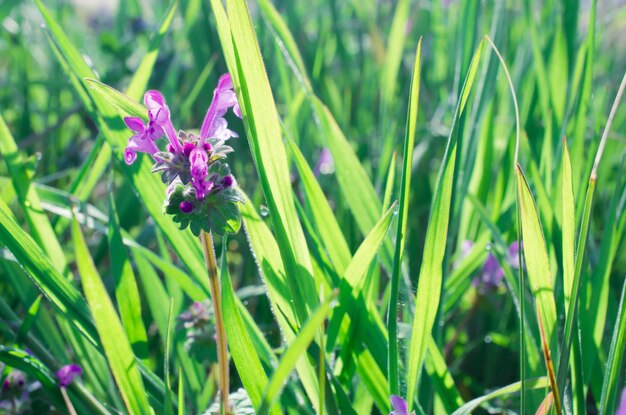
[200,73,241,140]
[123,116,145,133]
[124,148,137,165]
[390,395,409,415]
[144,90,166,109]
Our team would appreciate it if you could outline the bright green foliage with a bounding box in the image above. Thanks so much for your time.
[0,0,625,414]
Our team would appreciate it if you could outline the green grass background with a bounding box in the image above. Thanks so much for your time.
[0,0,625,413]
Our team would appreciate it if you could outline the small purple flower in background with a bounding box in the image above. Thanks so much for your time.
[313,148,334,177]
[178,300,215,350]
[56,364,83,387]
[461,241,522,291]
[2,370,26,392]
[389,395,415,415]
[123,73,244,236]
[617,388,626,415]
[0,370,37,413]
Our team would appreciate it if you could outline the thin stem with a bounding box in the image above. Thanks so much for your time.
[61,387,78,415]
[200,230,230,414]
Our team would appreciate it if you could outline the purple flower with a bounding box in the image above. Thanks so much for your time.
[199,74,241,143]
[617,388,626,415]
[56,364,82,387]
[122,116,160,164]
[2,370,26,392]
[471,241,522,291]
[144,90,182,154]
[123,74,244,236]
[313,148,334,176]
[390,395,415,415]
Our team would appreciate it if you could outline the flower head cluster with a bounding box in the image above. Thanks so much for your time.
[124,74,244,236]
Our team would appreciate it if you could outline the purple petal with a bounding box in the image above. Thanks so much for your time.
[124,147,137,165]
[200,73,240,140]
[124,116,145,133]
[211,117,239,141]
[192,179,214,200]
[234,103,242,118]
[56,364,82,387]
[126,134,159,160]
[144,90,166,109]
[390,395,409,415]
[189,147,208,182]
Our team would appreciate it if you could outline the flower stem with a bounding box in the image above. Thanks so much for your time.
[200,230,230,414]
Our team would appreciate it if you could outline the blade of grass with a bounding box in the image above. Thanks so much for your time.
[406,39,484,408]
[0,198,98,345]
[258,290,338,415]
[599,277,626,415]
[451,377,549,415]
[108,191,148,359]
[219,238,279,415]
[388,38,421,396]
[515,165,560,413]
[225,0,320,327]
[557,71,626,400]
[71,218,151,415]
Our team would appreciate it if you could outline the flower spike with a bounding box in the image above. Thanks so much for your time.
[123,73,244,236]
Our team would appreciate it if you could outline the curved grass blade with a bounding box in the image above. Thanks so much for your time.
[219,0,320,331]
[451,377,549,415]
[0,198,98,346]
[406,39,484,409]
[515,165,560,413]
[388,38,421,396]
[258,290,338,415]
[71,219,151,415]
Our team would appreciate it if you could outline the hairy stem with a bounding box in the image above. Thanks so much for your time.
[200,230,230,414]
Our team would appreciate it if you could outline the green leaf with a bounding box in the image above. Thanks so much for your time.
[0,198,98,346]
[406,39,485,409]
[125,0,179,98]
[258,291,338,415]
[219,239,280,415]
[71,219,151,415]
[224,0,320,326]
[108,193,148,359]
[311,97,392,268]
[515,165,560,408]
[599,278,626,415]
[388,38,421,395]
[451,377,549,415]
[0,113,68,276]
[561,138,576,310]
[288,138,351,274]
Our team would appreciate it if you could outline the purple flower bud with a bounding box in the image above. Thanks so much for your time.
[203,142,212,152]
[56,364,82,387]
[179,201,194,213]
[183,142,195,157]
[221,175,234,188]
